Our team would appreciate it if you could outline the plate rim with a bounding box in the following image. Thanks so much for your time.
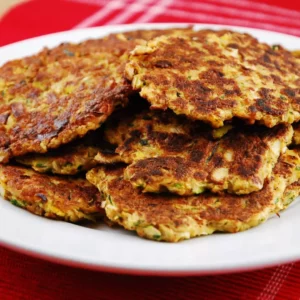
[0,23,300,276]
[1,22,300,50]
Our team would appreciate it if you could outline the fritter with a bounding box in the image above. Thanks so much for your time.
[126,30,300,128]
[113,27,193,42]
[15,129,116,175]
[293,50,300,59]
[16,143,99,175]
[0,38,132,163]
[103,109,234,164]
[283,180,300,209]
[0,165,103,222]
[103,110,292,195]
[86,150,300,242]
[0,28,193,163]
[293,122,300,145]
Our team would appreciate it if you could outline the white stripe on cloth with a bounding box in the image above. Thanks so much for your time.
[173,0,300,27]
[106,0,157,25]
[257,263,294,300]
[68,0,135,5]
[204,0,300,19]
[134,0,174,23]
[164,8,300,36]
[68,0,300,20]
[73,0,126,28]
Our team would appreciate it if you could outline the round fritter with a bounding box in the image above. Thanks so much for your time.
[126,30,300,128]
[0,28,193,163]
[15,129,117,175]
[103,109,293,195]
[104,109,194,163]
[16,143,99,175]
[292,122,300,145]
[103,109,233,164]
[293,50,300,59]
[114,27,193,42]
[0,165,103,222]
[0,37,133,163]
[87,150,300,242]
[283,179,300,209]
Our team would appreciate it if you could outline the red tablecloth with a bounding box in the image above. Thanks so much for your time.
[1,0,300,299]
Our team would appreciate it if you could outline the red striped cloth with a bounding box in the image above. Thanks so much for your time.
[1,0,300,46]
[1,0,300,299]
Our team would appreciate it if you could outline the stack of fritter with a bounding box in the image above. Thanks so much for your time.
[1,27,300,242]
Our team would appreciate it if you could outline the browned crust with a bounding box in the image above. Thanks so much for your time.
[0,28,194,163]
[104,108,292,195]
[87,150,300,242]
[126,30,300,128]
[125,124,291,194]
[0,36,134,162]
[293,122,300,145]
[15,128,115,175]
[0,165,103,222]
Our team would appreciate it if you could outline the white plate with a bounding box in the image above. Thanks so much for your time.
[0,23,300,276]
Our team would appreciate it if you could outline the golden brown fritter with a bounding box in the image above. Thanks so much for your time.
[283,180,300,209]
[126,30,300,128]
[103,109,292,195]
[86,150,300,242]
[16,143,99,175]
[0,165,103,222]
[115,27,193,42]
[292,122,300,145]
[293,50,300,59]
[104,108,233,163]
[0,28,193,163]
[0,37,133,163]
[104,109,194,163]
[15,129,116,175]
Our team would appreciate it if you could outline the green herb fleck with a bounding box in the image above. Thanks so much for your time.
[11,199,24,208]
[36,163,46,168]
[296,166,300,171]
[220,95,225,99]
[64,162,73,167]
[153,234,161,240]
[139,139,149,146]
[134,220,142,227]
[274,198,279,204]
[285,197,295,206]
[272,45,279,51]
[108,195,113,205]
[187,75,192,80]
[173,183,182,189]
[63,49,75,56]
[1,91,5,97]
[280,95,286,100]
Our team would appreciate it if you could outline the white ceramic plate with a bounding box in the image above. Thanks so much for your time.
[0,23,300,276]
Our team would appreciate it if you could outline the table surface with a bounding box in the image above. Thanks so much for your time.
[1,0,300,299]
